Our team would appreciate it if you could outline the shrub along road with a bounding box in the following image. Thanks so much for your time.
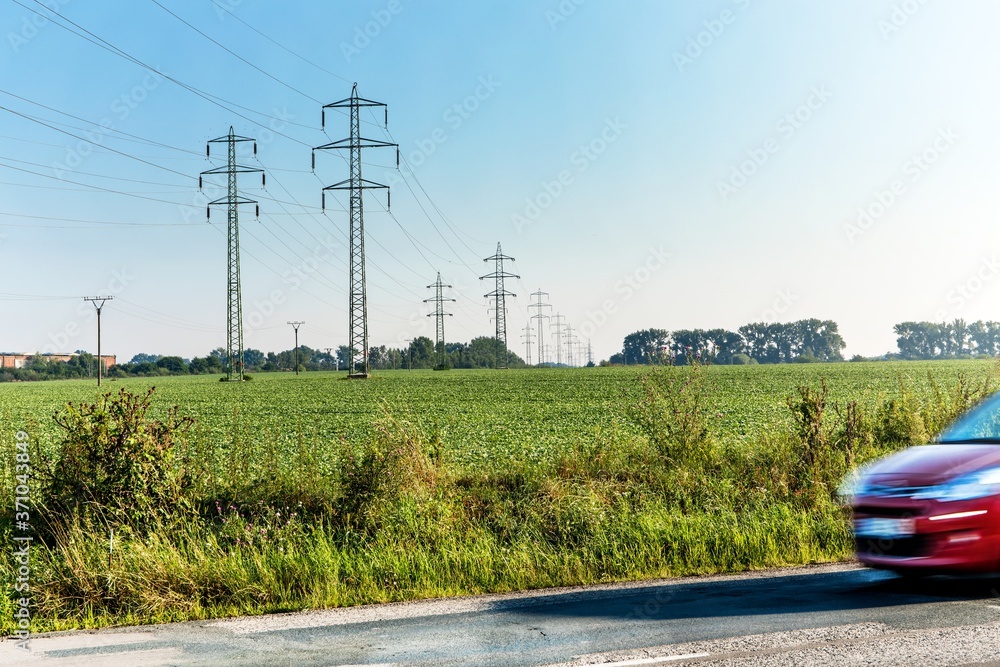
[5,563,1000,666]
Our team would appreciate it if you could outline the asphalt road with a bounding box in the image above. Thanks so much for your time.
[5,563,1000,666]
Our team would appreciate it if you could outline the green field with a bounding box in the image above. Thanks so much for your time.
[1,361,996,633]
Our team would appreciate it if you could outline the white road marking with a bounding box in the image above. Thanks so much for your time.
[586,654,710,666]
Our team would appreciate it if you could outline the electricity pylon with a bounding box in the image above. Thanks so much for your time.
[528,289,551,366]
[200,127,264,382]
[480,242,519,368]
[587,339,594,366]
[565,324,576,367]
[424,272,455,370]
[521,324,534,366]
[313,83,399,378]
[551,313,566,366]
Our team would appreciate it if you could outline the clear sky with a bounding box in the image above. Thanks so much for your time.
[1,0,999,362]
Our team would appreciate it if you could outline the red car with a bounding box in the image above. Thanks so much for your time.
[841,394,1000,574]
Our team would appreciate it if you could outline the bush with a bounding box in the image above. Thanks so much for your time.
[41,388,195,532]
[625,361,714,467]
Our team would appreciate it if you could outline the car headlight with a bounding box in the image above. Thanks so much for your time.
[912,467,1000,502]
[837,468,871,501]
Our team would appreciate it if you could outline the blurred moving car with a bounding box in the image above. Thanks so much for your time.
[840,392,1000,574]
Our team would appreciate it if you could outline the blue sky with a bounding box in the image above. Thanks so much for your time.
[1,0,999,362]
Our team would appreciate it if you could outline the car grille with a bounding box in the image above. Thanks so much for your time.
[856,535,930,558]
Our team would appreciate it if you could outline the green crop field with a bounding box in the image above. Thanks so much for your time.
[1,360,997,633]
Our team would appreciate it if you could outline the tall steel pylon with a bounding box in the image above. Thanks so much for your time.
[313,83,399,378]
[521,324,534,366]
[565,324,576,367]
[424,272,455,369]
[528,289,551,366]
[480,242,519,369]
[200,127,263,382]
[551,313,566,366]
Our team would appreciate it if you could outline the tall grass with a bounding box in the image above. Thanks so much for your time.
[1,364,997,634]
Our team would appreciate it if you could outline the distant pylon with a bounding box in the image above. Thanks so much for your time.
[521,324,534,366]
[424,272,455,369]
[587,339,594,366]
[528,289,551,366]
[551,313,566,366]
[313,83,399,378]
[565,324,576,367]
[200,127,264,382]
[480,242,519,368]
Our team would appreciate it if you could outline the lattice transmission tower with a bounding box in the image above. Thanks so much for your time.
[480,243,519,368]
[528,289,551,366]
[551,313,566,366]
[425,272,455,370]
[200,127,264,382]
[313,83,399,378]
[521,324,534,366]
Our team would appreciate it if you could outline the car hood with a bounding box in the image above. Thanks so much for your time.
[866,444,1000,487]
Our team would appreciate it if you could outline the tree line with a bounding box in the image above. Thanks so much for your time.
[0,338,526,382]
[608,319,847,365]
[892,320,1000,359]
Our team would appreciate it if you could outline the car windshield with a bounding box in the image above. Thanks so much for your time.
[936,391,1000,443]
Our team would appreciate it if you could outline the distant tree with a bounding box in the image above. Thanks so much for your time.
[156,356,188,373]
[128,353,161,365]
[622,329,670,365]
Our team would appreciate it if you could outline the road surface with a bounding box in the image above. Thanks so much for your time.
[5,563,1000,666]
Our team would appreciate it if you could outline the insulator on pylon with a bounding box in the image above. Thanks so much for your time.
[321,192,325,212]
[396,148,400,169]
[384,107,388,128]
[206,206,210,222]
[206,145,210,158]
[321,109,325,129]
[255,204,260,219]
[198,175,202,190]
[387,190,391,211]
[261,173,266,189]
[311,152,315,171]
[253,142,257,157]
